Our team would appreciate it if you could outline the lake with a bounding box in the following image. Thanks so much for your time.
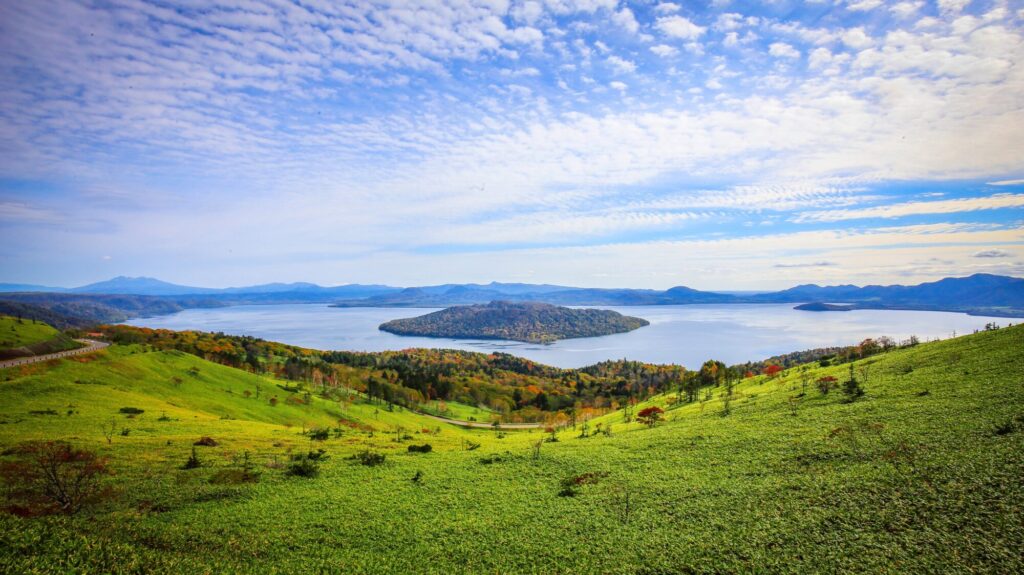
[122,303,1014,369]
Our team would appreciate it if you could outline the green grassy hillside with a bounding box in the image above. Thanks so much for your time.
[1,325,1022,574]
[0,316,63,349]
[0,315,81,360]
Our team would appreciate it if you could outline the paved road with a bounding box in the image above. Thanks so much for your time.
[0,339,110,369]
[416,411,542,430]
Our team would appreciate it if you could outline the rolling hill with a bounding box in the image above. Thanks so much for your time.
[0,321,1020,573]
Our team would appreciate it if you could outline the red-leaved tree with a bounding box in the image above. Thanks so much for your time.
[636,406,664,427]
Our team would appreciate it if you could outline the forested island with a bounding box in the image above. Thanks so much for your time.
[378,301,650,343]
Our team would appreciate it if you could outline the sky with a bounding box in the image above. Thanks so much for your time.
[1,0,1023,290]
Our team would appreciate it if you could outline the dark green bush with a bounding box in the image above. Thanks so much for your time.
[286,455,321,478]
[354,450,386,466]
[182,446,202,470]
[306,427,329,441]
[407,444,432,453]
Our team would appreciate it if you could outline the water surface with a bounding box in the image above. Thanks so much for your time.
[124,303,1010,368]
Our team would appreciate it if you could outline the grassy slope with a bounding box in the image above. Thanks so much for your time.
[1,326,1022,574]
[0,316,62,349]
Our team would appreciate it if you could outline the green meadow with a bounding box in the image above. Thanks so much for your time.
[0,321,1022,574]
[0,316,80,359]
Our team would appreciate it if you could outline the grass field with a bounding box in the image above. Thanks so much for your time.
[0,323,1022,574]
[0,315,63,349]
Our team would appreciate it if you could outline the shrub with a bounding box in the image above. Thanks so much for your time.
[119,407,144,415]
[307,427,329,441]
[182,446,202,470]
[993,414,1024,436]
[286,455,321,478]
[558,471,609,497]
[210,451,260,484]
[354,450,386,466]
[0,441,110,515]
[194,436,218,447]
[407,444,432,453]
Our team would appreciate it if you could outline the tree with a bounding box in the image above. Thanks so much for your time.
[699,360,726,387]
[0,441,110,515]
[843,364,865,402]
[636,406,664,427]
[101,417,117,444]
[763,364,783,378]
[816,376,837,395]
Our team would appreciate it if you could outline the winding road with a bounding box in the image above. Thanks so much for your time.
[0,339,109,370]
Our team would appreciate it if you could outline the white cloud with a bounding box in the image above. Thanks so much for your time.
[841,27,874,49]
[612,7,639,34]
[808,47,833,68]
[795,194,1024,222]
[512,1,544,24]
[847,0,884,11]
[650,44,678,57]
[656,16,707,40]
[889,1,924,18]
[973,249,1013,258]
[769,42,801,59]
[609,80,628,91]
[988,179,1024,186]
[938,0,972,16]
[607,55,636,74]
[653,3,681,14]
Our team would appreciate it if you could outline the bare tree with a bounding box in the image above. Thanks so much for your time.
[0,441,110,515]
[101,417,117,444]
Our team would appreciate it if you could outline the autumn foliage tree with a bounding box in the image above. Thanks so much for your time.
[816,376,837,395]
[0,441,110,516]
[636,406,664,427]
[763,364,783,378]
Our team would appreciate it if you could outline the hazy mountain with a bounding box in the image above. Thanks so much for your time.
[754,273,1024,311]
[70,276,217,296]
[336,274,1023,316]
[0,283,68,293]
[3,274,1022,324]
[59,276,400,300]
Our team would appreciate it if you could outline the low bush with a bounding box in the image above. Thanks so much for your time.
[194,436,218,447]
[407,444,432,453]
[993,414,1024,436]
[353,450,386,467]
[182,447,202,470]
[306,427,330,441]
[286,456,321,478]
[119,407,145,415]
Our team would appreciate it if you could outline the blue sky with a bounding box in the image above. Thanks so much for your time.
[1,0,1022,289]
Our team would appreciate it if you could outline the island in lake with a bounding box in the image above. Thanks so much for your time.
[378,301,650,343]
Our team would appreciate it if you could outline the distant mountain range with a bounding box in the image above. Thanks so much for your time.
[0,273,1022,326]
[0,276,401,300]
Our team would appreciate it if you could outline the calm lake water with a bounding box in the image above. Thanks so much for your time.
[123,303,1013,369]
